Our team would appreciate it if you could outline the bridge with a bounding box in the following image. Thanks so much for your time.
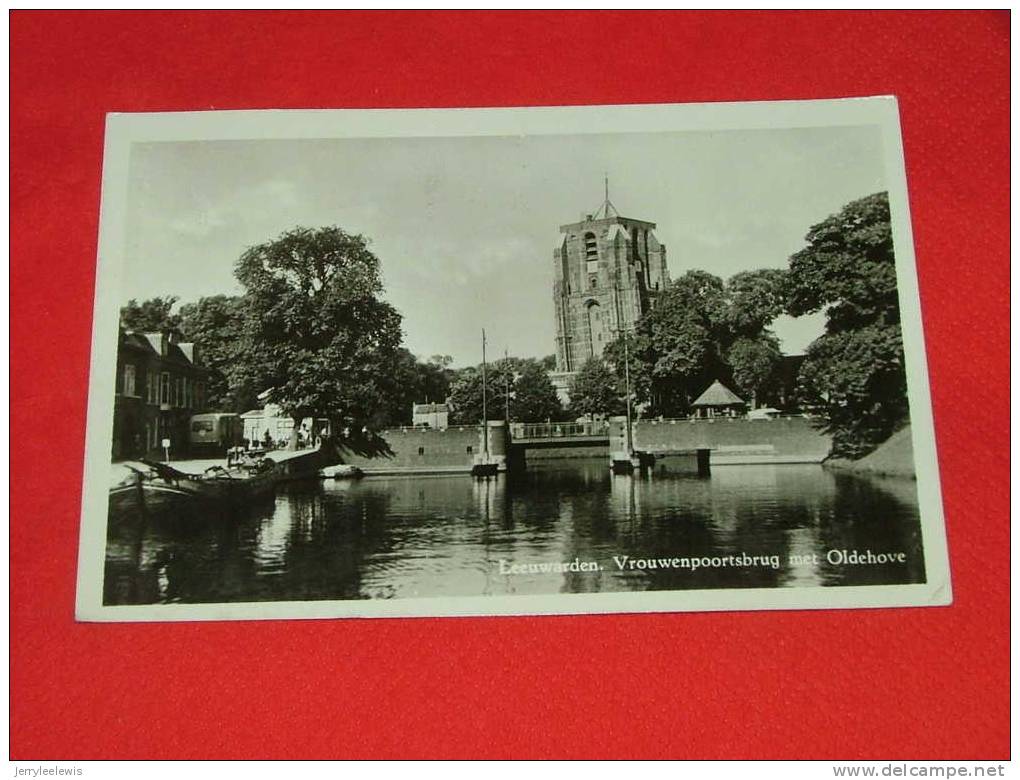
[509,421,610,449]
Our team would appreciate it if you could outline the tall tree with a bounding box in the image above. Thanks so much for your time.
[416,355,454,406]
[538,354,558,372]
[602,329,653,414]
[727,334,782,409]
[786,191,899,332]
[368,351,456,428]
[614,270,731,416]
[602,267,789,416]
[234,226,404,444]
[725,268,787,336]
[797,324,907,457]
[784,191,907,457]
[447,361,515,424]
[120,296,181,332]
[512,360,563,422]
[568,357,624,419]
[178,295,255,412]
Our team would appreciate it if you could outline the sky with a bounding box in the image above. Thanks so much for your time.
[122,124,887,367]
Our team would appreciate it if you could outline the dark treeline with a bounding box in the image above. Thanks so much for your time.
[569,191,906,458]
[122,192,906,458]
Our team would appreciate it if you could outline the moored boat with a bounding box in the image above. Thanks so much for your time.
[109,458,280,516]
[319,464,364,480]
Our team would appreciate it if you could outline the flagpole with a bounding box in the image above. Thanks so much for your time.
[504,348,510,424]
[623,330,634,458]
[481,329,489,457]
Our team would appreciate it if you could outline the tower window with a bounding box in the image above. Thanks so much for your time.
[584,232,598,262]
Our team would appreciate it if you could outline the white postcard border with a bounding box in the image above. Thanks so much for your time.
[75,97,952,622]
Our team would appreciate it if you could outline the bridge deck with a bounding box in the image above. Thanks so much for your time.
[512,436,609,447]
[510,422,610,448]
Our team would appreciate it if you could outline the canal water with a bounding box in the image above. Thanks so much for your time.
[103,459,926,605]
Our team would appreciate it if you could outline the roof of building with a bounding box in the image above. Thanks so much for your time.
[692,380,746,407]
[606,223,629,242]
[120,330,203,368]
[413,403,449,414]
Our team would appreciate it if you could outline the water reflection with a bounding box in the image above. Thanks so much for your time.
[104,461,926,605]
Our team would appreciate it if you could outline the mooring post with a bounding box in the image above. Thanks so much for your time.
[697,448,711,477]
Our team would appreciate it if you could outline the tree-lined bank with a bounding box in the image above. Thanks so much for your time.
[120,191,908,459]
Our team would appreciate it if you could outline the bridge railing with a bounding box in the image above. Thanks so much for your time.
[511,421,610,440]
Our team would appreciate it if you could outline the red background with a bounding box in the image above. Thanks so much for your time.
[10,11,1010,759]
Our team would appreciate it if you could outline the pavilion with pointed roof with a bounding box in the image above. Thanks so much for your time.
[691,380,747,418]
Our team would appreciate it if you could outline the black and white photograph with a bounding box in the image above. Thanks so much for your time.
[76,99,951,621]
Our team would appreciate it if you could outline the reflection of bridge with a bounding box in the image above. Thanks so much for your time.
[509,421,610,448]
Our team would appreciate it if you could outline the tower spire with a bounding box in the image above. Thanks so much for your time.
[597,174,618,219]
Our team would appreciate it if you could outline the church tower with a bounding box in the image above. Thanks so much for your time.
[551,186,669,375]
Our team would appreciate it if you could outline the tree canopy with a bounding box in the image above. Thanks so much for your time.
[601,268,786,417]
[447,357,563,424]
[785,191,898,331]
[448,361,515,424]
[233,226,404,435]
[511,360,563,423]
[568,357,624,419]
[370,349,456,428]
[785,192,907,457]
[120,296,181,333]
[177,295,255,412]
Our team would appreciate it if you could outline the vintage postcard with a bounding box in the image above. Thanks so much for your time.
[76,98,951,621]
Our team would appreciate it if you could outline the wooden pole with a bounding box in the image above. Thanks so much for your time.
[504,348,510,424]
[623,331,634,458]
[481,329,488,457]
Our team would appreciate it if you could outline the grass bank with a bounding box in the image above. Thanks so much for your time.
[825,425,916,479]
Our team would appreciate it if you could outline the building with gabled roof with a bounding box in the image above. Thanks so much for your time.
[112,329,208,460]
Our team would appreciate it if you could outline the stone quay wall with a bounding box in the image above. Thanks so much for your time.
[610,416,833,465]
[337,422,509,475]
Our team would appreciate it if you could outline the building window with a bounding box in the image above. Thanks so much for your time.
[585,300,602,358]
[161,372,170,405]
[584,232,598,262]
[466,445,473,454]
[418,446,425,456]
[122,364,136,397]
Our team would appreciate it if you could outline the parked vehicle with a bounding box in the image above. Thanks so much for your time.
[189,413,243,454]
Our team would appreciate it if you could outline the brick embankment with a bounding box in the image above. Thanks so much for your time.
[337,425,508,474]
[622,416,833,464]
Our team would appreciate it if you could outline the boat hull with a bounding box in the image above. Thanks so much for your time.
[109,461,280,518]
